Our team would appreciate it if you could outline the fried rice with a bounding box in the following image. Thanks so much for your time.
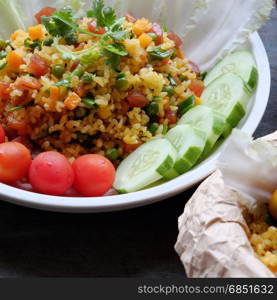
[0,12,200,163]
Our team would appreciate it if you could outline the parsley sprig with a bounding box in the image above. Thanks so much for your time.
[42,0,129,70]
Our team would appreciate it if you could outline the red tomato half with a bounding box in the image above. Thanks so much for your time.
[72,154,116,197]
[0,125,5,143]
[29,55,49,77]
[35,7,57,24]
[29,151,74,196]
[0,142,32,183]
[88,20,105,34]
[167,32,183,47]
[189,79,205,97]
[127,90,149,108]
[150,23,163,45]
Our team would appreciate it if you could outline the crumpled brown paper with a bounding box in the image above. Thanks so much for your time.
[175,132,277,278]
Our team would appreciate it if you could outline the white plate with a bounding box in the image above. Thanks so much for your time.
[0,32,271,213]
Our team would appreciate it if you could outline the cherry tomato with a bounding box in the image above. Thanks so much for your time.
[167,32,183,47]
[16,77,42,91]
[188,61,200,74]
[0,125,5,143]
[127,90,149,108]
[0,81,11,100]
[88,20,105,34]
[29,151,74,196]
[29,55,49,77]
[149,23,163,45]
[125,13,137,23]
[35,7,57,24]
[189,79,205,97]
[0,142,31,183]
[72,154,116,197]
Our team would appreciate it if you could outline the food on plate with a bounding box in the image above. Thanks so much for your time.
[0,0,258,196]
[29,151,74,196]
[0,142,31,183]
[72,154,115,196]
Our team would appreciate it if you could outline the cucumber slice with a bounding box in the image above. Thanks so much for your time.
[178,106,226,157]
[114,139,177,193]
[202,72,251,128]
[204,51,258,90]
[165,125,206,177]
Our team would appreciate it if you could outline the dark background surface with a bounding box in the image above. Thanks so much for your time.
[0,11,276,278]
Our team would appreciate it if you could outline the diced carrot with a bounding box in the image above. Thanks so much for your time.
[195,97,202,106]
[132,18,152,36]
[6,51,23,71]
[138,33,152,48]
[11,29,28,41]
[64,92,81,110]
[28,25,45,40]
[50,86,61,101]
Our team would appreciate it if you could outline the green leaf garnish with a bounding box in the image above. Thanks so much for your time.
[80,49,100,66]
[47,1,129,72]
[89,0,116,28]
[102,43,128,56]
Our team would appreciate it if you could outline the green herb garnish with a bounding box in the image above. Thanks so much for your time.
[43,1,129,70]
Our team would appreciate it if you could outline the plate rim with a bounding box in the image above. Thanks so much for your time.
[0,32,271,213]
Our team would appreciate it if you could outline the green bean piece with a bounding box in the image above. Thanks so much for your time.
[82,98,98,109]
[163,85,175,97]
